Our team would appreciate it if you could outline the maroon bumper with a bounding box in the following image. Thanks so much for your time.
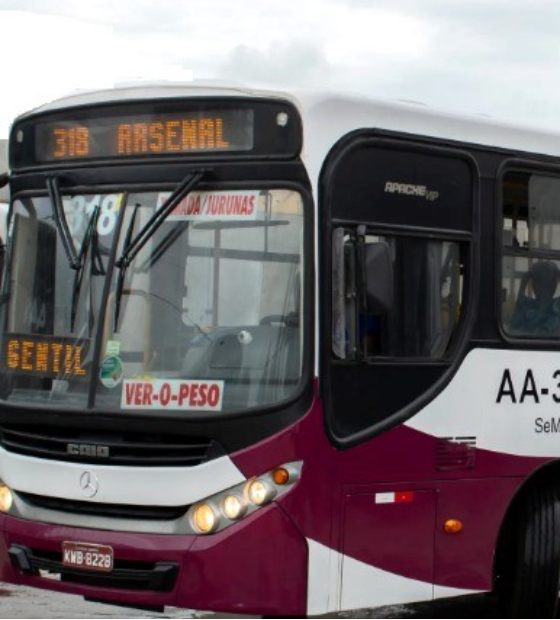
[0,504,308,616]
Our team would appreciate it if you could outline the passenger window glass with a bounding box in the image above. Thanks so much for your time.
[364,237,461,358]
[503,172,560,338]
[333,229,463,360]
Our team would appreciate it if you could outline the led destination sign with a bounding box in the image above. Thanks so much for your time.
[3,334,89,379]
[11,99,302,169]
[35,109,254,162]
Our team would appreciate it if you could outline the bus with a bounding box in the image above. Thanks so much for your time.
[0,82,560,618]
[0,139,8,283]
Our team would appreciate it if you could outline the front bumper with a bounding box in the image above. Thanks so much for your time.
[0,503,308,616]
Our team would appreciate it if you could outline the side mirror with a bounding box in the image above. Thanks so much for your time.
[363,242,394,314]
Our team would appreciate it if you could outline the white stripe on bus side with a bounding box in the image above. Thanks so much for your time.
[406,348,560,458]
[307,538,480,615]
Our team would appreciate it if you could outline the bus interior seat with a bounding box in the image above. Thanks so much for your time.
[510,260,560,336]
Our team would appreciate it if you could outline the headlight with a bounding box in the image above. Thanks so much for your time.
[0,484,13,513]
[192,502,220,534]
[187,461,303,535]
[247,479,277,507]
[222,494,247,520]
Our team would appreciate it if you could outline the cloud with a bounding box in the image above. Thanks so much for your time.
[3,0,560,137]
[221,41,332,88]
[0,10,195,137]
[0,11,116,136]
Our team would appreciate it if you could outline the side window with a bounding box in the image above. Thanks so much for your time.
[503,171,560,338]
[333,230,463,360]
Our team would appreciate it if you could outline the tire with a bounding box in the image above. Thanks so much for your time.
[502,479,560,618]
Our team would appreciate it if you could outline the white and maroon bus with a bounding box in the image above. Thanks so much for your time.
[0,83,559,618]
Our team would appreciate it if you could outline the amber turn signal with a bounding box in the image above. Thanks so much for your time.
[444,519,464,534]
[272,467,291,486]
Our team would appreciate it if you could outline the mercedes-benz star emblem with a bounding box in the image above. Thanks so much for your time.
[80,471,100,498]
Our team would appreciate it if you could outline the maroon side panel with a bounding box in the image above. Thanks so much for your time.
[434,478,523,590]
[179,505,308,616]
[343,490,437,584]
[232,388,552,592]
[233,393,337,551]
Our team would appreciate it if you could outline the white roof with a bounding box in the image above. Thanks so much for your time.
[17,81,290,116]
[17,81,560,186]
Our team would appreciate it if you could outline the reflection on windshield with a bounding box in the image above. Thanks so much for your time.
[108,189,304,414]
[0,188,305,416]
[0,193,122,408]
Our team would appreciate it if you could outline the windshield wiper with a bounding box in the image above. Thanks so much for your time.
[116,169,208,269]
[113,168,209,332]
[113,203,140,332]
[70,204,104,332]
[46,175,80,270]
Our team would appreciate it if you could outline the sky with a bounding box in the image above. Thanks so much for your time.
[1,1,560,141]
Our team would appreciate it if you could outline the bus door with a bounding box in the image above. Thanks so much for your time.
[324,136,477,605]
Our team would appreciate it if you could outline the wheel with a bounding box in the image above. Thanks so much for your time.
[499,479,560,618]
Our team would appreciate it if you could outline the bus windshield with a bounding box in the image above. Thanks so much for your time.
[0,188,305,416]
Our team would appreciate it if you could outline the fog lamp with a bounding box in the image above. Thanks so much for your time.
[0,484,13,513]
[192,503,220,534]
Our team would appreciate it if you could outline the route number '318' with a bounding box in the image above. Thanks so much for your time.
[64,194,122,238]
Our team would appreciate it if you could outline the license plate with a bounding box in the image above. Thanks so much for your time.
[62,541,114,573]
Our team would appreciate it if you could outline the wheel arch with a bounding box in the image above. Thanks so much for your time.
[493,459,560,591]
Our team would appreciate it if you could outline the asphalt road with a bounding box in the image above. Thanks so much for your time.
[0,583,503,619]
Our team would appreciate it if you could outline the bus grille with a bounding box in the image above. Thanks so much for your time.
[0,424,222,467]
[18,492,189,521]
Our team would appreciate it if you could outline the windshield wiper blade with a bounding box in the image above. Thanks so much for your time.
[70,205,103,332]
[116,168,208,269]
[113,203,140,332]
[113,169,208,333]
[46,175,80,270]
